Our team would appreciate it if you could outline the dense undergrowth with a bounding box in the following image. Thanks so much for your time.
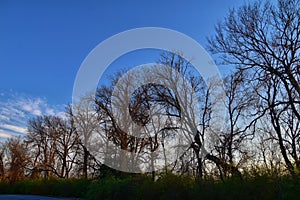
[0,174,299,200]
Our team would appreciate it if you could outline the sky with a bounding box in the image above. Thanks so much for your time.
[0,0,252,139]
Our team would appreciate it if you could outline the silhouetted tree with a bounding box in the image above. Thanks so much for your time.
[26,115,80,178]
[69,96,102,178]
[208,0,300,175]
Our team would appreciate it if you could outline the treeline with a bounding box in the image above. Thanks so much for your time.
[0,111,101,181]
[0,0,299,184]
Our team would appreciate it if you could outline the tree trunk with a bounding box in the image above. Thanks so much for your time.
[83,146,88,179]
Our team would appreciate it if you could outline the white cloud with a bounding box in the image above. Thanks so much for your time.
[0,92,64,139]
[32,109,42,116]
[18,98,44,116]
[1,106,25,119]
[46,108,55,115]
[0,115,9,121]
[0,130,13,139]
[0,124,27,134]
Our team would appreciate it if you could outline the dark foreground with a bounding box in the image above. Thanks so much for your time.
[0,175,300,200]
[0,195,81,200]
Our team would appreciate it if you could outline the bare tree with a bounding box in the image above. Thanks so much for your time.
[155,53,242,180]
[0,142,6,180]
[213,70,257,180]
[255,73,300,175]
[5,137,30,182]
[26,115,80,178]
[254,119,284,175]
[52,110,79,178]
[70,94,102,178]
[208,0,300,175]
[95,71,153,173]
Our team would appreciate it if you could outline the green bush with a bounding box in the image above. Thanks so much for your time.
[86,175,146,200]
[0,174,299,200]
[0,178,90,198]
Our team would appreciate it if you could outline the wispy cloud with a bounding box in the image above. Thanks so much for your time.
[0,124,27,134]
[0,92,64,140]
[0,115,9,121]
[0,130,13,139]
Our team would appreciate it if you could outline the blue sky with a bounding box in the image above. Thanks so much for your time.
[0,0,251,139]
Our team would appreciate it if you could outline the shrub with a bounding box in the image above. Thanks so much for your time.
[0,174,299,200]
[0,178,90,198]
